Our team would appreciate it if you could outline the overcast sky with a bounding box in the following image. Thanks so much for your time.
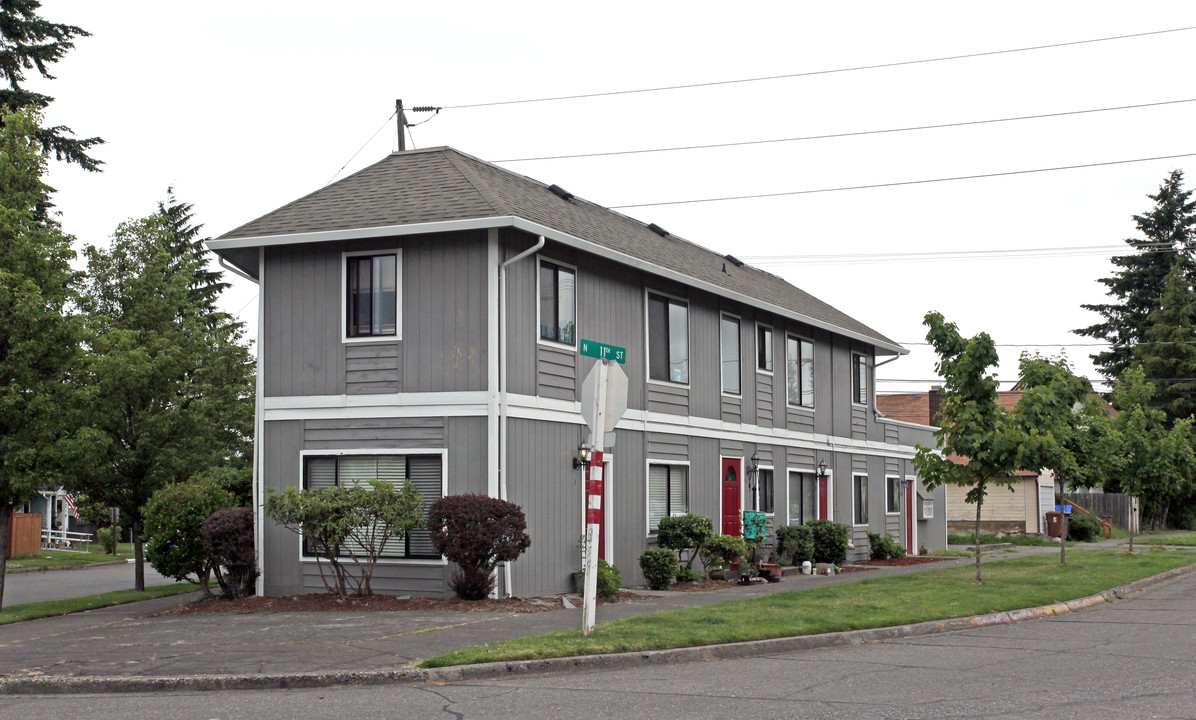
[33,1,1196,394]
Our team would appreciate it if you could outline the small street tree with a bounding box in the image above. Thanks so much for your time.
[73,211,254,592]
[0,109,80,609]
[913,312,1019,583]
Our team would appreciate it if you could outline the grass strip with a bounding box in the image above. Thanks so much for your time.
[7,543,136,570]
[947,533,1062,547]
[0,583,198,625]
[422,549,1192,668]
[1128,532,1196,547]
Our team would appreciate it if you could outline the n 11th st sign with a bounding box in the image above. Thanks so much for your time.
[579,339,626,364]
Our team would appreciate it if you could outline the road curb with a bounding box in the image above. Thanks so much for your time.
[3,559,1193,695]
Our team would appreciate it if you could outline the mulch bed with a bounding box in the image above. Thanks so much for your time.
[669,579,738,592]
[161,590,651,616]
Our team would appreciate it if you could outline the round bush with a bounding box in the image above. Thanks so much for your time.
[203,507,258,599]
[639,547,678,590]
[1067,513,1100,542]
[776,525,814,565]
[427,494,531,600]
[808,519,850,565]
[143,480,235,592]
[699,534,748,574]
[580,559,622,601]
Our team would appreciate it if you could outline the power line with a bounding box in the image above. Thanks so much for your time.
[898,340,1196,348]
[442,26,1196,110]
[609,152,1196,209]
[494,97,1196,163]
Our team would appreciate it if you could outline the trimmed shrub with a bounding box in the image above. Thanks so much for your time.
[639,547,678,590]
[428,494,531,601]
[675,567,702,583]
[656,514,714,573]
[699,533,748,577]
[144,480,236,594]
[808,519,850,565]
[97,525,121,555]
[866,531,907,560]
[1068,513,1100,542]
[776,525,815,565]
[580,559,622,601]
[203,507,258,599]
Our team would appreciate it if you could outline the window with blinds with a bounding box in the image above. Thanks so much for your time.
[302,454,442,559]
[648,464,688,533]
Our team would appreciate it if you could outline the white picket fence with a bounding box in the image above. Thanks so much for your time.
[41,528,95,550]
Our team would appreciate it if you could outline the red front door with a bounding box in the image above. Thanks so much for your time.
[818,475,829,520]
[721,457,742,536]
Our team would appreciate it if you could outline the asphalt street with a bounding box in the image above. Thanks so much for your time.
[2,567,1193,719]
[4,561,174,606]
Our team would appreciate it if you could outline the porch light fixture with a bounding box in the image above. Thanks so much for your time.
[750,452,760,471]
[817,459,828,477]
[573,441,592,470]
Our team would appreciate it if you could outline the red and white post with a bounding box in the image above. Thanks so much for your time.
[581,360,610,636]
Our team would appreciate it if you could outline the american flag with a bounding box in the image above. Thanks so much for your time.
[64,493,79,519]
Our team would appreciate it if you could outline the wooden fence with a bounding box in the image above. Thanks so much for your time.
[1062,493,1139,533]
[8,511,42,559]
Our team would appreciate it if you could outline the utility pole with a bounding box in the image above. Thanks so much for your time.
[396,99,407,152]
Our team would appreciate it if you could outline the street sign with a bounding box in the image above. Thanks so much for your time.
[581,360,629,434]
[579,338,626,364]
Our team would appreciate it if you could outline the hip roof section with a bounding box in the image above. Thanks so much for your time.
[214,147,903,354]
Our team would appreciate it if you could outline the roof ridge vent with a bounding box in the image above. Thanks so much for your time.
[547,184,574,202]
[724,254,745,267]
[647,223,670,237]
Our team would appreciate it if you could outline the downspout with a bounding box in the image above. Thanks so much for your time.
[497,234,545,597]
[871,354,899,420]
[219,255,258,284]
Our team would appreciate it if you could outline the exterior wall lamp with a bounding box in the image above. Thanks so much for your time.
[573,441,592,470]
[817,459,828,477]
[747,451,760,497]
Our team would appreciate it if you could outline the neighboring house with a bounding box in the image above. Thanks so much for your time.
[209,147,947,598]
[877,389,1055,535]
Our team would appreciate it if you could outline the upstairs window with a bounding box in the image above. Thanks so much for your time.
[721,314,741,395]
[539,260,576,345]
[786,335,814,408]
[648,293,689,384]
[757,324,773,373]
[853,353,869,405]
[346,252,399,338]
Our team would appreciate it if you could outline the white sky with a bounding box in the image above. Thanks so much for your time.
[33,1,1196,394]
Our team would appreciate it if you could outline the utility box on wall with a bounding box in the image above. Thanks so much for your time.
[918,498,934,520]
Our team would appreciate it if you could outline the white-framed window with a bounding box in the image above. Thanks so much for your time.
[721,313,741,396]
[852,353,868,405]
[647,292,689,384]
[785,335,814,408]
[343,249,401,341]
[788,470,816,525]
[647,462,688,534]
[751,467,775,515]
[853,474,869,525]
[538,258,576,346]
[886,476,901,514]
[301,451,443,559]
[756,323,773,374]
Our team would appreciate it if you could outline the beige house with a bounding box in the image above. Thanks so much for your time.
[877,390,1056,535]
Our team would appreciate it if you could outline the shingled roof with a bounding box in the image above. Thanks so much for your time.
[211,147,903,354]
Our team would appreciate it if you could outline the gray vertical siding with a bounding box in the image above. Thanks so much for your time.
[263,244,343,397]
[262,420,304,597]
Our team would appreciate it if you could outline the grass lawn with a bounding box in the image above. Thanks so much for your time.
[1127,532,1196,547]
[947,533,1061,547]
[0,582,199,625]
[7,542,135,570]
[422,549,1193,668]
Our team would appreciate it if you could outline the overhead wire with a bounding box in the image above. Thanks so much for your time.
[608,152,1196,209]
[441,26,1196,110]
[327,111,397,186]
[493,97,1196,163]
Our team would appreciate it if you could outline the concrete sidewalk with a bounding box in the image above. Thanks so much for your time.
[0,542,1190,694]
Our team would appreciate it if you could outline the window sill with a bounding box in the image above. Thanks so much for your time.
[537,338,576,351]
[343,335,401,345]
[300,556,446,566]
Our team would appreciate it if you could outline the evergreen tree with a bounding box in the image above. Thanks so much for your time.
[73,214,255,592]
[1136,263,1196,426]
[0,0,102,170]
[0,109,81,608]
[1077,171,1196,382]
[157,188,230,315]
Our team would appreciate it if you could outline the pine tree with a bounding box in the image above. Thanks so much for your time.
[157,188,230,315]
[0,0,103,170]
[1077,170,1196,382]
[1136,263,1196,426]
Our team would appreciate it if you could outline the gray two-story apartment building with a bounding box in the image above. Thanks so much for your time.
[209,147,945,598]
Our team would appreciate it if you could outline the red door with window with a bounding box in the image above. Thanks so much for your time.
[818,475,829,520]
[721,457,742,536]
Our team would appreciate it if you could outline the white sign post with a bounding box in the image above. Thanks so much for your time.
[579,357,628,636]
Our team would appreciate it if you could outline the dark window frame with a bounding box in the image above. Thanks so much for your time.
[886,476,901,514]
[853,474,869,526]
[756,323,773,373]
[647,292,690,385]
[852,353,869,405]
[538,259,576,346]
[785,334,815,408]
[721,313,741,396]
[345,252,399,339]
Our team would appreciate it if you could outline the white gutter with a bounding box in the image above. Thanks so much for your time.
[497,234,545,597]
[253,248,265,597]
[871,354,900,422]
[209,216,906,357]
[218,255,258,284]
